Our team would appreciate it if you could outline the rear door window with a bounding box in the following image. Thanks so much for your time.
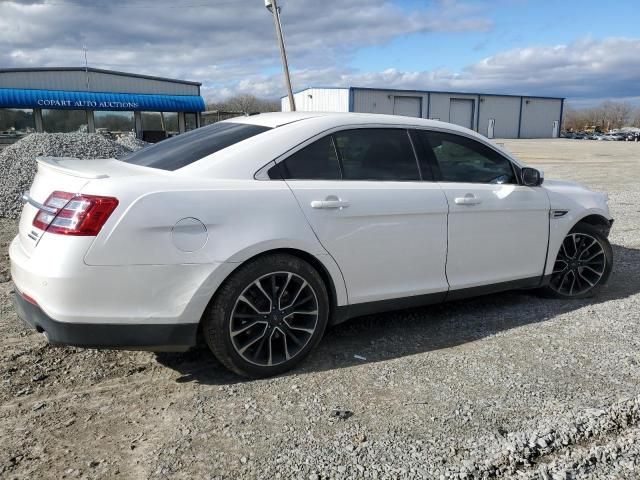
[120,122,271,171]
[333,129,420,181]
[270,135,341,180]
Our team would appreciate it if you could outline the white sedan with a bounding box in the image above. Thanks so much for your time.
[10,112,614,377]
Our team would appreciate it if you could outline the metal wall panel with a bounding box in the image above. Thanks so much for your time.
[281,88,349,112]
[477,95,520,138]
[429,92,479,129]
[449,98,475,129]
[393,96,421,117]
[519,98,563,138]
[352,89,428,117]
[0,70,199,96]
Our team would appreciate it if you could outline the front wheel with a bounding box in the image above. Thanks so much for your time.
[203,254,329,378]
[541,223,613,299]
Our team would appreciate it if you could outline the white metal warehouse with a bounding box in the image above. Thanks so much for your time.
[281,87,565,139]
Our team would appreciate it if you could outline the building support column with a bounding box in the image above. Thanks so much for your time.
[134,111,143,139]
[34,109,44,133]
[178,112,186,134]
[517,97,524,139]
[86,110,95,133]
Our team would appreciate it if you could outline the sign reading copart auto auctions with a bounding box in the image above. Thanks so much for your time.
[0,87,206,112]
[36,99,139,109]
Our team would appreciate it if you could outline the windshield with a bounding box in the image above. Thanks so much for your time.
[120,122,271,171]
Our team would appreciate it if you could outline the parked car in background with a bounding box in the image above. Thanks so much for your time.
[607,133,626,141]
[11,112,615,377]
[625,132,640,142]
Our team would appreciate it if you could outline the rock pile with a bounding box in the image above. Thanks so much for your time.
[115,134,149,152]
[0,133,148,219]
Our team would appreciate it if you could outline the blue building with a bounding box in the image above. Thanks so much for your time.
[0,67,206,141]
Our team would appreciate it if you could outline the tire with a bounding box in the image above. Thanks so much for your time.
[203,254,329,378]
[540,222,613,299]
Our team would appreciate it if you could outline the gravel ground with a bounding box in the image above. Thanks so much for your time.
[0,139,639,479]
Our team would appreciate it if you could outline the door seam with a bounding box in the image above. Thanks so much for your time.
[440,182,452,301]
[281,179,350,304]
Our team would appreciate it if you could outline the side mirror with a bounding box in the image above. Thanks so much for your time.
[521,167,543,186]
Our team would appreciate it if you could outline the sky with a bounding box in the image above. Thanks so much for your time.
[1,0,639,108]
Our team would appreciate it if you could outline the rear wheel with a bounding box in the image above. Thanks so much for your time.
[542,223,613,299]
[203,254,329,378]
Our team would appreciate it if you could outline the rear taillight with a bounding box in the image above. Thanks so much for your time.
[33,191,119,236]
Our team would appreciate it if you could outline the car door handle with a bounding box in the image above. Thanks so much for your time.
[454,194,482,206]
[310,197,350,209]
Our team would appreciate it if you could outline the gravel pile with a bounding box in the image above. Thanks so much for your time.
[0,133,143,219]
[115,134,149,152]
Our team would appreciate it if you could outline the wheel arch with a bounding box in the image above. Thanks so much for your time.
[241,247,342,315]
[545,209,613,276]
[195,247,347,340]
[573,213,612,237]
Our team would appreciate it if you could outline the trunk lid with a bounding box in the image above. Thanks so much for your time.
[18,156,148,256]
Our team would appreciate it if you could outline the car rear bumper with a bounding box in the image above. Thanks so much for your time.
[9,233,230,333]
[13,288,197,351]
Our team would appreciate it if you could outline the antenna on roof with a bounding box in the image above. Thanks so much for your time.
[83,45,90,92]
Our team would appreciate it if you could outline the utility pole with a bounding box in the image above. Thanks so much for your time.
[265,0,295,111]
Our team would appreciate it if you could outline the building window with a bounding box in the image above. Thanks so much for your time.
[185,113,197,131]
[141,112,179,134]
[94,111,134,134]
[162,112,179,136]
[141,112,163,130]
[0,108,35,139]
[42,109,88,133]
[141,112,180,142]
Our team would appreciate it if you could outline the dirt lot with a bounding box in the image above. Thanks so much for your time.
[1,139,639,479]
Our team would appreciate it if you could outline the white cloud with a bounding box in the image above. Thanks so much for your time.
[0,1,638,106]
[0,0,491,88]
[204,37,640,106]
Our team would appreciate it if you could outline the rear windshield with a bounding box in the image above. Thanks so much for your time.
[120,122,271,171]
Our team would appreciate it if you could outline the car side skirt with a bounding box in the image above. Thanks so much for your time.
[333,275,551,325]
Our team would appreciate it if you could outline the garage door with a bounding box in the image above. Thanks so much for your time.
[393,96,421,118]
[449,98,474,129]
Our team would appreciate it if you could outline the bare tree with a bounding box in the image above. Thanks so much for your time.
[562,107,587,131]
[562,101,634,131]
[600,101,632,130]
[207,94,280,114]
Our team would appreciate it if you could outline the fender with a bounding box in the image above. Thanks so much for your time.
[544,207,612,276]
[180,242,349,329]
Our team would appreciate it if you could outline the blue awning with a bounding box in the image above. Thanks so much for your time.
[0,88,205,112]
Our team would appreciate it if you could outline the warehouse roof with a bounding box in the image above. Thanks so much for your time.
[0,67,201,87]
[283,86,565,101]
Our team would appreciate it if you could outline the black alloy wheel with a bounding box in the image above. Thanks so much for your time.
[229,271,319,367]
[203,254,329,378]
[544,223,613,299]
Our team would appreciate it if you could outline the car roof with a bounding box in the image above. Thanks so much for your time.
[226,111,479,136]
